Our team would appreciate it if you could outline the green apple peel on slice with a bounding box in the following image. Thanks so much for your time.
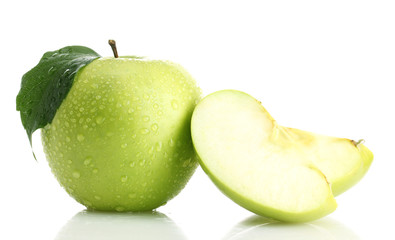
[191,90,373,222]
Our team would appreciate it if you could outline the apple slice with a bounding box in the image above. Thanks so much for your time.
[191,90,373,222]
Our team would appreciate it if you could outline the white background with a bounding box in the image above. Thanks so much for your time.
[1,0,394,239]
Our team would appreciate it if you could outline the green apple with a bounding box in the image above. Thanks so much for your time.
[191,90,373,222]
[17,41,201,211]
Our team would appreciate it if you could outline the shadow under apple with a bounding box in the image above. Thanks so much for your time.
[55,210,187,240]
[223,215,360,240]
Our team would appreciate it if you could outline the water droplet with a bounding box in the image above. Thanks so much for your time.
[171,100,179,109]
[94,195,101,200]
[115,206,125,212]
[84,200,92,207]
[121,176,128,182]
[153,103,159,109]
[156,142,162,152]
[84,157,92,166]
[128,108,134,113]
[143,115,150,122]
[67,159,73,164]
[148,146,154,155]
[169,138,175,147]
[96,116,105,124]
[77,134,85,142]
[183,158,192,167]
[129,162,135,167]
[121,143,128,149]
[158,110,163,116]
[128,193,136,199]
[139,159,146,166]
[66,137,71,142]
[151,123,158,132]
[48,66,56,74]
[144,93,150,100]
[72,171,80,178]
[92,168,98,173]
[140,128,149,135]
[79,107,85,112]
[142,182,147,187]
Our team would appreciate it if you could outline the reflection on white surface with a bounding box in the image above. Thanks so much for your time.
[224,216,360,240]
[55,210,187,240]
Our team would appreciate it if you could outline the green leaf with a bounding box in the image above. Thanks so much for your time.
[16,46,101,144]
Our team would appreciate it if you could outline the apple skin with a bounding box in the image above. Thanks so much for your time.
[331,143,373,195]
[41,57,201,211]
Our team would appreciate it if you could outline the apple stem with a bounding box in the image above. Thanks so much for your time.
[352,139,365,147]
[108,40,119,58]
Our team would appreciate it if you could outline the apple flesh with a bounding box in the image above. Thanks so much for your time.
[42,57,201,211]
[191,90,373,222]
